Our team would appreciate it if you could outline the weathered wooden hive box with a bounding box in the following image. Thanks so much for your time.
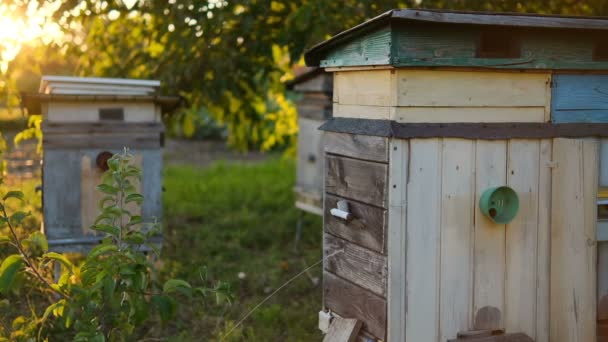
[22,76,179,253]
[305,9,608,342]
[288,68,333,215]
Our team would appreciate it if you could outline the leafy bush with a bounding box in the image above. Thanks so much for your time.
[0,150,229,341]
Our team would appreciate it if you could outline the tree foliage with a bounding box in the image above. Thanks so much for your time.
[3,0,608,150]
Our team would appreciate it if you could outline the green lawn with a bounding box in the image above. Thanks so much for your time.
[156,158,323,341]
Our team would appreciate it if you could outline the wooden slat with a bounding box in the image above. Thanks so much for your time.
[387,139,408,342]
[333,103,391,120]
[393,107,545,123]
[324,234,387,296]
[323,317,362,342]
[598,242,608,322]
[439,138,475,341]
[323,272,387,340]
[473,141,507,330]
[324,194,387,254]
[552,75,608,123]
[447,332,534,342]
[396,70,549,107]
[505,140,540,338]
[43,133,161,149]
[324,132,388,163]
[333,70,393,106]
[405,138,442,341]
[535,139,552,342]
[550,138,598,342]
[297,117,324,193]
[325,156,388,208]
[42,121,164,133]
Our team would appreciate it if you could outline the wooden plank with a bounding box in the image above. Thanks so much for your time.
[332,103,391,120]
[297,117,324,193]
[43,150,82,241]
[323,317,362,342]
[387,138,408,342]
[323,272,387,340]
[439,138,475,341]
[325,156,388,208]
[324,194,386,254]
[42,121,164,133]
[141,149,162,221]
[320,118,608,139]
[473,140,507,330]
[505,140,540,338]
[535,139,552,342]
[393,107,545,123]
[550,138,598,342]
[46,101,158,122]
[405,138,442,341]
[43,133,161,149]
[600,139,608,187]
[552,75,608,123]
[334,70,393,106]
[324,132,388,163]
[324,234,387,296]
[598,242,608,322]
[447,332,534,342]
[396,70,549,107]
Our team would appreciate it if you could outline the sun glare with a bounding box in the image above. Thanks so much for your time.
[0,2,63,73]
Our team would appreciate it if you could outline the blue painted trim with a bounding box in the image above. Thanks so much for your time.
[552,74,608,123]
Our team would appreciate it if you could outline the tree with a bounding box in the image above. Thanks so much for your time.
[3,0,608,150]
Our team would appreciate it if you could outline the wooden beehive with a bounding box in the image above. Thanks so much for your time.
[22,76,180,253]
[287,68,333,215]
[304,9,608,342]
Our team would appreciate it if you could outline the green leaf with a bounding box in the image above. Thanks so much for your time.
[9,211,30,226]
[91,224,120,237]
[125,193,144,204]
[97,184,119,195]
[25,232,48,252]
[124,231,145,244]
[127,215,142,227]
[88,244,118,259]
[2,191,23,201]
[41,299,66,323]
[163,278,192,297]
[107,156,119,171]
[42,252,74,272]
[0,234,10,244]
[0,255,23,293]
[151,295,176,322]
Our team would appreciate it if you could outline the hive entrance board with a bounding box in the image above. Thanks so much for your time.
[80,153,142,235]
[322,317,362,342]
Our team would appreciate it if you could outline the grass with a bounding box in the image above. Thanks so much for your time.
[154,157,323,341]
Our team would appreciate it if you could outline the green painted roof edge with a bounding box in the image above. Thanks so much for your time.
[304,8,608,67]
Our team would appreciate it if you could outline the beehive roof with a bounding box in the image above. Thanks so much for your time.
[39,76,161,95]
[305,9,608,70]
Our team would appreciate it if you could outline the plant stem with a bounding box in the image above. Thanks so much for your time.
[2,204,70,299]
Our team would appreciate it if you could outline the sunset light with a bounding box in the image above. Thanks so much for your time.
[0,2,62,72]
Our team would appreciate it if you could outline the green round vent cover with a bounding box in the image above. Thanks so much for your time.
[479,186,519,224]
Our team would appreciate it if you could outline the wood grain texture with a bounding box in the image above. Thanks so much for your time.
[550,138,598,342]
[393,107,546,123]
[141,149,163,222]
[601,140,608,187]
[41,121,164,133]
[324,132,388,163]
[505,140,540,338]
[43,150,82,241]
[473,141,507,330]
[332,103,391,120]
[334,70,393,106]
[323,317,362,342]
[535,139,552,342]
[387,139,408,342]
[396,70,549,107]
[324,234,387,296]
[439,139,475,341]
[325,155,388,208]
[405,138,442,341]
[46,101,158,122]
[324,194,387,254]
[323,272,387,340]
[552,74,608,123]
[598,243,608,321]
